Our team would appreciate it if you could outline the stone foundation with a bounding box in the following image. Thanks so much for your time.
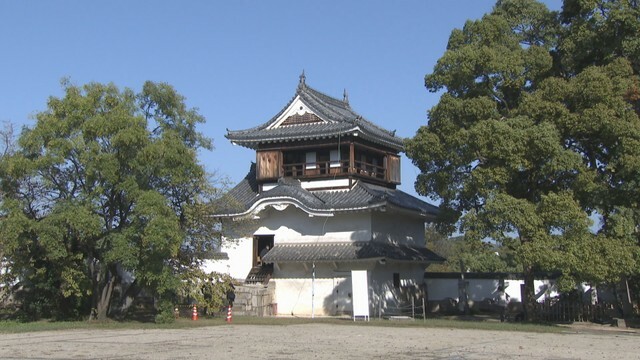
[233,282,276,317]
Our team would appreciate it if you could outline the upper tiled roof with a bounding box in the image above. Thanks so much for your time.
[213,163,439,218]
[226,74,405,151]
[261,241,445,264]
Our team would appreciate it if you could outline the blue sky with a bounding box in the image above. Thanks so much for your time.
[0,0,561,201]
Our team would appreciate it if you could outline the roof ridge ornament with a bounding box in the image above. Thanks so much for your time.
[343,88,349,105]
[298,70,306,89]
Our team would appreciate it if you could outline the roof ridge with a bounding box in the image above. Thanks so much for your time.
[301,84,350,109]
[300,82,398,138]
[353,115,399,138]
[270,180,328,207]
[299,85,357,123]
[356,181,384,199]
[302,84,404,148]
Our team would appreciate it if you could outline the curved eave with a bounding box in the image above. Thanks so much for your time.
[273,258,383,264]
[216,196,332,219]
[226,126,356,149]
[227,127,405,152]
[383,203,439,220]
[262,241,445,264]
[265,255,440,265]
[281,259,444,264]
[214,197,391,219]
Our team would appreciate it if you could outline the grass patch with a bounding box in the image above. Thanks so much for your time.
[0,315,563,334]
[0,318,219,333]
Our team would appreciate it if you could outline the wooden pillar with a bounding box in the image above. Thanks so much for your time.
[349,142,355,173]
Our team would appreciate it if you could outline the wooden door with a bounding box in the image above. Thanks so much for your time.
[256,151,280,180]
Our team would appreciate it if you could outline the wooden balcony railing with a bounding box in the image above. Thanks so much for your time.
[282,160,386,181]
[283,160,349,177]
[354,160,386,180]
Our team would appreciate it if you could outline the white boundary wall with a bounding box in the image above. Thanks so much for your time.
[425,275,559,303]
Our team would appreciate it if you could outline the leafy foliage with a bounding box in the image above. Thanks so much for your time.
[406,0,640,318]
[426,226,520,273]
[176,270,235,313]
[0,81,221,321]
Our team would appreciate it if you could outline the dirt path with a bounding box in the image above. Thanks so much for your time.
[0,323,638,359]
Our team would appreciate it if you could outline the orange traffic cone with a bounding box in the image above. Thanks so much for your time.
[226,305,232,323]
[192,304,198,321]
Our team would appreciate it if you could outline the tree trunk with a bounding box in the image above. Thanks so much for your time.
[617,277,634,319]
[522,266,537,322]
[95,276,115,320]
[89,261,117,321]
[88,258,99,321]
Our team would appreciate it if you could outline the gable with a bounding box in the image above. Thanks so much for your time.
[267,96,328,129]
[280,112,323,126]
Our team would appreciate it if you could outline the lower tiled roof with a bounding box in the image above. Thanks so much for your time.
[213,163,440,218]
[261,241,445,264]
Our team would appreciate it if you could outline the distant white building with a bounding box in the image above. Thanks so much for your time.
[207,74,443,317]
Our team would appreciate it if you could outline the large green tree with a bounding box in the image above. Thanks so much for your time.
[0,122,16,300]
[406,0,640,319]
[425,225,520,273]
[0,81,220,321]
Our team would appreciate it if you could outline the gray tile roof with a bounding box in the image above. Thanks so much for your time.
[226,76,405,151]
[261,242,445,264]
[214,163,440,218]
[214,163,260,215]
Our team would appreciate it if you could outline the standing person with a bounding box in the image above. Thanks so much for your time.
[497,285,510,322]
[226,283,236,308]
[259,245,270,265]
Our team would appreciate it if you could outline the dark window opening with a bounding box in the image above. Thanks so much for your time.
[393,273,400,289]
[254,235,274,267]
[355,149,385,179]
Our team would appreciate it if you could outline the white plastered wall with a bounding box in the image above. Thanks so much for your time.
[255,206,372,243]
[271,263,356,316]
[271,261,428,317]
[201,236,253,281]
[369,262,426,316]
[371,211,424,246]
[208,203,431,313]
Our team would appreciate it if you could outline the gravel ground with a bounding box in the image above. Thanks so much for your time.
[0,323,638,360]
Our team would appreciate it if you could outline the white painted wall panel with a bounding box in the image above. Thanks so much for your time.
[351,270,370,319]
[202,237,253,281]
[256,207,372,243]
